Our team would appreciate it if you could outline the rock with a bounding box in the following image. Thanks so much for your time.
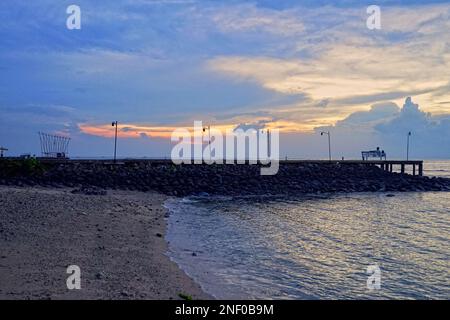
[120,291,130,297]
[2,159,450,197]
[71,186,107,196]
[95,272,105,280]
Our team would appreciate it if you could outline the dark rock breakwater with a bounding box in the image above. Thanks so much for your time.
[0,159,449,196]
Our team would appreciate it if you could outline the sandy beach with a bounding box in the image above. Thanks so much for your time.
[0,186,210,300]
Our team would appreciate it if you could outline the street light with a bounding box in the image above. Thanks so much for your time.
[320,131,331,161]
[112,121,118,163]
[407,131,412,161]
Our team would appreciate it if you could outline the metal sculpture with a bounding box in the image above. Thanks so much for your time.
[38,132,70,158]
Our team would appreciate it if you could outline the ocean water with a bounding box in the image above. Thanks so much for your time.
[423,160,450,178]
[165,160,450,299]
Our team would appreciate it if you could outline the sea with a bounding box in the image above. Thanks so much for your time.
[165,160,450,299]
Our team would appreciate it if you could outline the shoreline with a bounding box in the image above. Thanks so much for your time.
[0,186,211,300]
[162,190,450,300]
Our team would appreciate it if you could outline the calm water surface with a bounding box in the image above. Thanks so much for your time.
[165,161,450,299]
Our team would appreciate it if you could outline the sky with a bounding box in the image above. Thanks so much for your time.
[0,0,449,159]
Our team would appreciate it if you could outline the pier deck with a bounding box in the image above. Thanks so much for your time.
[283,160,424,176]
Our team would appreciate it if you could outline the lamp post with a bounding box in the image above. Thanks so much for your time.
[112,121,118,163]
[320,131,331,161]
[407,131,412,161]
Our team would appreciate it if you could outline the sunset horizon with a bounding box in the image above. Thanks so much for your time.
[1,1,450,160]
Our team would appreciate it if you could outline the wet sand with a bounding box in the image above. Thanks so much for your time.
[0,186,210,300]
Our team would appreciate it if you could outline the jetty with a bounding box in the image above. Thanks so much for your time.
[283,160,424,176]
[12,158,426,177]
[1,157,448,196]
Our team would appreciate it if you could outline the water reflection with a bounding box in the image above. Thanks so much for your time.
[166,192,450,299]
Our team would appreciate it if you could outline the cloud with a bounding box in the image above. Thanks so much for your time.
[208,42,450,104]
[78,123,180,139]
[375,97,430,133]
[373,97,450,145]
[1,104,83,136]
[375,98,450,158]
[317,97,450,158]
[206,3,305,36]
[57,49,166,75]
[233,120,269,132]
[336,102,400,127]
[380,4,450,34]
[2,104,77,119]
[78,122,242,139]
[206,2,450,126]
